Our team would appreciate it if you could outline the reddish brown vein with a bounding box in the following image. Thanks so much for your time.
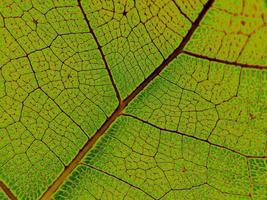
[39,87,89,139]
[77,0,121,102]
[80,163,156,199]
[40,0,214,199]
[123,113,267,159]
[182,50,267,70]
[172,0,193,23]
[0,181,17,200]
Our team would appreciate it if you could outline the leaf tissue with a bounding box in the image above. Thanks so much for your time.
[0,0,266,199]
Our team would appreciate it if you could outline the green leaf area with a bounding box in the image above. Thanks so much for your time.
[0,0,266,199]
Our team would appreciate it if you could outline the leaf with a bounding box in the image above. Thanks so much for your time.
[0,0,266,199]
[0,190,9,200]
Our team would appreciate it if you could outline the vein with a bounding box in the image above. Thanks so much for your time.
[4,21,90,139]
[40,0,215,198]
[123,113,266,159]
[39,87,89,139]
[39,104,124,200]
[172,0,193,23]
[182,50,267,70]
[246,159,254,199]
[123,0,215,106]
[80,163,156,200]
[0,181,18,200]
[158,183,207,199]
[77,0,121,102]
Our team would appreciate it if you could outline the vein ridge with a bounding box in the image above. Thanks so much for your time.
[0,181,18,200]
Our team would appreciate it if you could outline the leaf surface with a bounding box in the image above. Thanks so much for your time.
[0,0,266,200]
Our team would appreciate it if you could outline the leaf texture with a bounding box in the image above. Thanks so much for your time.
[0,0,266,200]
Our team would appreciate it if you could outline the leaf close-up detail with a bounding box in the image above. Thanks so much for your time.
[0,0,266,199]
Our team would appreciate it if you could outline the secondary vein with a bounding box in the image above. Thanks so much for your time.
[77,0,122,102]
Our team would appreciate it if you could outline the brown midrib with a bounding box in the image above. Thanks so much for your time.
[40,0,214,199]
[0,181,18,200]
